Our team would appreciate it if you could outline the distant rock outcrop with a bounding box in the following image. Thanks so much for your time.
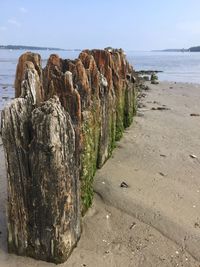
[1,48,137,263]
[151,73,159,84]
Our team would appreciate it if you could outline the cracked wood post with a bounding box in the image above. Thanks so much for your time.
[1,63,81,263]
[1,48,137,263]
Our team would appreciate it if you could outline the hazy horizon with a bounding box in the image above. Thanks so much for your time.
[1,0,200,51]
[0,45,198,52]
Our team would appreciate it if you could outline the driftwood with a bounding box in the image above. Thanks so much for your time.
[1,48,137,263]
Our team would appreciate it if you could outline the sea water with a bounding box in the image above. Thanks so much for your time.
[1,49,200,111]
[128,51,200,83]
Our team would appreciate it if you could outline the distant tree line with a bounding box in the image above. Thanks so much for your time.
[0,45,81,51]
[189,46,200,52]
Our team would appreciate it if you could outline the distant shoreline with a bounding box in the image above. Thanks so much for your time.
[152,46,200,52]
[0,45,81,51]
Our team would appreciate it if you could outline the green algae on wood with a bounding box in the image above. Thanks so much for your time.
[81,109,100,213]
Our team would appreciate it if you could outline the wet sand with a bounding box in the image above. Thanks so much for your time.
[0,81,200,266]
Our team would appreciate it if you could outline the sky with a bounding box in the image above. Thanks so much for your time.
[1,0,200,51]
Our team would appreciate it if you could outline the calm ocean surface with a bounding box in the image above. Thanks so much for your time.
[1,49,200,110]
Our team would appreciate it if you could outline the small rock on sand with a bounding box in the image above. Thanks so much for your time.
[190,113,200,117]
[190,154,197,159]
[152,107,170,111]
[120,181,129,188]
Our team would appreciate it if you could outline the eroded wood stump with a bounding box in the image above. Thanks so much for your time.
[1,67,81,263]
[1,48,137,263]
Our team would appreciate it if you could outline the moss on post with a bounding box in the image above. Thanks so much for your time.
[81,108,100,213]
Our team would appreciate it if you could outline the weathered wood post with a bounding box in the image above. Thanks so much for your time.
[1,48,137,263]
[1,56,81,263]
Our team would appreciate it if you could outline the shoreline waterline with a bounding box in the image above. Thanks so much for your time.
[1,49,200,111]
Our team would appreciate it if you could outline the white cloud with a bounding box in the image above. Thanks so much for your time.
[19,7,27,13]
[176,20,200,35]
[0,26,7,31]
[8,19,21,27]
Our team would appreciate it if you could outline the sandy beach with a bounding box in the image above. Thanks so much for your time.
[0,81,200,266]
